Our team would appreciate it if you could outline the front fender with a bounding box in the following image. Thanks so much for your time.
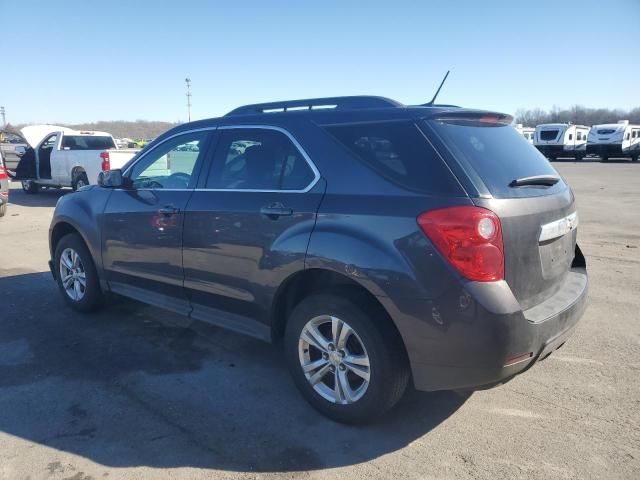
[49,187,113,277]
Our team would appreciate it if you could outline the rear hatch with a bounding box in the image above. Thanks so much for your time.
[423,112,578,310]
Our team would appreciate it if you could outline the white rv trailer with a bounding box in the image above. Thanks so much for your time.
[587,120,640,161]
[515,124,535,144]
[533,123,590,160]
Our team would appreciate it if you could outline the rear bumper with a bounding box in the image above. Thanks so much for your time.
[382,266,588,392]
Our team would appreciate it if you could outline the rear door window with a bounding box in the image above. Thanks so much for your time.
[323,121,462,195]
[206,128,316,191]
[426,116,566,198]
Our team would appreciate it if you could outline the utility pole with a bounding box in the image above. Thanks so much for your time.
[185,78,192,122]
[0,106,5,127]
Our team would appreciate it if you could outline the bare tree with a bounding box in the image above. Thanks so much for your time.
[515,105,640,127]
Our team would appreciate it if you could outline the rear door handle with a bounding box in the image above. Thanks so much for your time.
[158,205,180,216]
[260,203,293,218]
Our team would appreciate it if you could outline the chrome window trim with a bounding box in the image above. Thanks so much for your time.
[539,211,578,242]
[213,124,320,193]
[121,124,321,194]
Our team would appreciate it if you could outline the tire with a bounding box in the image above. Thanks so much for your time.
[0,202,6,217]
[601,156,609,163]
[284,293,409,424]
[72,171,89,191]
[21,180,40,194]
[54,233,103,312]
[632,155,638,163]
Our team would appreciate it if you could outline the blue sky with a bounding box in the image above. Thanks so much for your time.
[2,0,639,124]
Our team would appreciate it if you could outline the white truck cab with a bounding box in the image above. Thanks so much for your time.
[9,125,139,193]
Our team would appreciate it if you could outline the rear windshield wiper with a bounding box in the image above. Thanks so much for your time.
[509,175,560,187]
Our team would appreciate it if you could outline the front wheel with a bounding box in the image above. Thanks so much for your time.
[54,233,103,312]
[21,180,40,194]
[284,293,409,424]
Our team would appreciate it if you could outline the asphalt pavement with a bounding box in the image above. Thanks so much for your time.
[0,160,638,480]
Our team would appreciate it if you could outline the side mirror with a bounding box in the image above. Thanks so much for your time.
[97,169,129,188]
[15,145,27,157]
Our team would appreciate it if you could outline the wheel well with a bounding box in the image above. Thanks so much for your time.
[270,269,405,349]
[71,167,86,180]
[50,222,81,255]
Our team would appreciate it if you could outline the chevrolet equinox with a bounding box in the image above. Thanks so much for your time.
[47,96,588,423]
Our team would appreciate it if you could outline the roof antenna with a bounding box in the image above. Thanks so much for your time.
[423,70,450,106]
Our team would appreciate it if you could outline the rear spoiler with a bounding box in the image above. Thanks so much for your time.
[424,110,514,125]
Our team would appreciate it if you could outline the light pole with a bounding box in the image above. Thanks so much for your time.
[0,106,5,127]
[185,78,192,122]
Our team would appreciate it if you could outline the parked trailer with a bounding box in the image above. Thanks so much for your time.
[587,120,640,162]
[534,123,590,160]
[515,124,535,144]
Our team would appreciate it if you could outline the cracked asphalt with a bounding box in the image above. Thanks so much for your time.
[0,161,638,480]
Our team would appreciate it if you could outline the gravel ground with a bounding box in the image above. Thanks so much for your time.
[0,161,638,480]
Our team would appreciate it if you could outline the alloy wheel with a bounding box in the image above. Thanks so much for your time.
[59,247,87,301]
[298,315,370,404]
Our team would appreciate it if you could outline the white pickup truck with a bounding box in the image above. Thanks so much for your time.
[7,125,140,193]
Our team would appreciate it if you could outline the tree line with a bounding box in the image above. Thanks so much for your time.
[6,120,178,140]
[515,106,640,128]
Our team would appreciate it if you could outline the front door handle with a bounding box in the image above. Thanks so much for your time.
[158,205,180,216]
[260,202,293,218]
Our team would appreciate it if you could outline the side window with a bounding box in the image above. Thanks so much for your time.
[206,128,315,191]
[568,134,573,140]
[128,131,208,189]
[41,134,57,150]
[625,133,630,140]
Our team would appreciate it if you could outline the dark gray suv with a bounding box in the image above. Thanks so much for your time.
[48,96,588,423]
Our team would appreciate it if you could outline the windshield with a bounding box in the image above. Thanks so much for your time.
[425,117,566,198]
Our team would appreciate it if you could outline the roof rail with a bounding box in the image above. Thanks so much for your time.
[225,96,403,116]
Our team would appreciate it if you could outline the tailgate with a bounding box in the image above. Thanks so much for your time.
[474,189,577,310]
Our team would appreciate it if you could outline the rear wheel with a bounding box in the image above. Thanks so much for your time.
[284,293,409,424]
[21,180,39,194]
[72,171,89,191]
[54,233,103,312]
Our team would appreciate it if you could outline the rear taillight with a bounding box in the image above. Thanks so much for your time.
[100,151,111,171]
[0,165,8,180]
[417,206,504,282]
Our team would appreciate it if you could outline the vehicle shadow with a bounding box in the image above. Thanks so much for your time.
[0,270,468,473]
[7,182,67,207]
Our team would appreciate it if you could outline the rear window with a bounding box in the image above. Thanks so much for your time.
[324,121,462,195]
[426,117,566,198]
[62,135,115,150]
